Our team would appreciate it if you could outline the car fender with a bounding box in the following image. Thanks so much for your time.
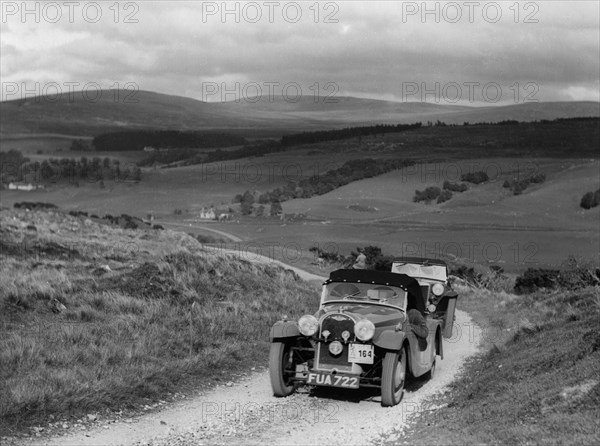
[270,320,300,341]
[373,329,406,351]
[427,319,444,359]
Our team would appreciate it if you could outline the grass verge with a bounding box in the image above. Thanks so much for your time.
[381,283,600,445]
[0,208,319,436]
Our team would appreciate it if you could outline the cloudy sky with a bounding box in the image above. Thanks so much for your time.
[1,1,599,104]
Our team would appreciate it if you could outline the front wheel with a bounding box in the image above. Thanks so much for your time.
[269,342,296,397]
[424,358,436,380]
[381,348,407,407]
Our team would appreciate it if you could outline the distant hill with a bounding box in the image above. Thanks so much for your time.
[443,101,600,125]
[1,89,598,137]
[0,90,232,136]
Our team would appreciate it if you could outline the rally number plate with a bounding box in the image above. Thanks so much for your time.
[348,343,374,364]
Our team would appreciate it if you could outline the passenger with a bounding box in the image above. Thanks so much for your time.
[352,248,367,269]
[407,308,428,339]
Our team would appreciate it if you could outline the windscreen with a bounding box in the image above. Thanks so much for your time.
[392,263,447,281]
[322,282,406,308]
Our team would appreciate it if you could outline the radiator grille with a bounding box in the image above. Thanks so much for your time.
[316,314,354,370]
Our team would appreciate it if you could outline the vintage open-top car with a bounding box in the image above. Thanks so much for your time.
[269,265,458,406]
[391,257,458,338]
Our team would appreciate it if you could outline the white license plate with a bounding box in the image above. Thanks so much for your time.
[306,372,359,389]
[348,343,374,364]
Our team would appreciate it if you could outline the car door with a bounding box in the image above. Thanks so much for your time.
[429,289,458,338]
[406,315,436,378]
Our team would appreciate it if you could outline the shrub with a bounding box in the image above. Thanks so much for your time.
[478,265,514,292]
[414,186,441,203]
[237,190,256,215]
[14,202,57,210]
[309,246,345,264]
[504,172,546,195]
[558,256,600,290]
[514,257,600,294]
[194,234,218,244]
[373,255,394,271]
[530,173,546,183]
[512,180,529,195]
[461,171,489,184]
[270,201,282,216]
[124,219,138,230]
[437,190,453,203]
[240,201,254,215]
[580,188,600,209]
[514,268,560,294]
[443,181,468,192]
[450,265,483,284]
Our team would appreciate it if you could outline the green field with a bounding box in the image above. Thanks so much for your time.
[2,121,599,274]
[3,156,598,273]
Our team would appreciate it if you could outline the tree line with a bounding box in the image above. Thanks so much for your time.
[92,130,247,152]
[138,140,283,167]
[281,123,423,146]
[0,150,140,185]
[231,158,416,213]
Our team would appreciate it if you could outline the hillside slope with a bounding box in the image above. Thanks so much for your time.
[388,283,600,445]
[0,91,233,136]
[0,207,318,437]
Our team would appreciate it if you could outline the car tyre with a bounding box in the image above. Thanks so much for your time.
[381,348,407,407]
[269,342,296,397]
[425,359,436,380]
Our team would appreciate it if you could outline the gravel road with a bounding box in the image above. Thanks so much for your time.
[217,248,327,283]
[28,252,479,446]
[32,307,477,446]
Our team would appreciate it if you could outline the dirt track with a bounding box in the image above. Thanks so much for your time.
[30,253,479,446]
[217,248,327,283]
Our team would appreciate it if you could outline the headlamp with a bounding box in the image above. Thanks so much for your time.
[432,283,445,296]
[298,315,318,336]
[354,319,375,341]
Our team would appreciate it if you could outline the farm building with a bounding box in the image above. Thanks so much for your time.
[7,182,44,191]
[199,207,216,220]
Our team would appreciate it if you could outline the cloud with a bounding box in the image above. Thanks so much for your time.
[1,1,598,103]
